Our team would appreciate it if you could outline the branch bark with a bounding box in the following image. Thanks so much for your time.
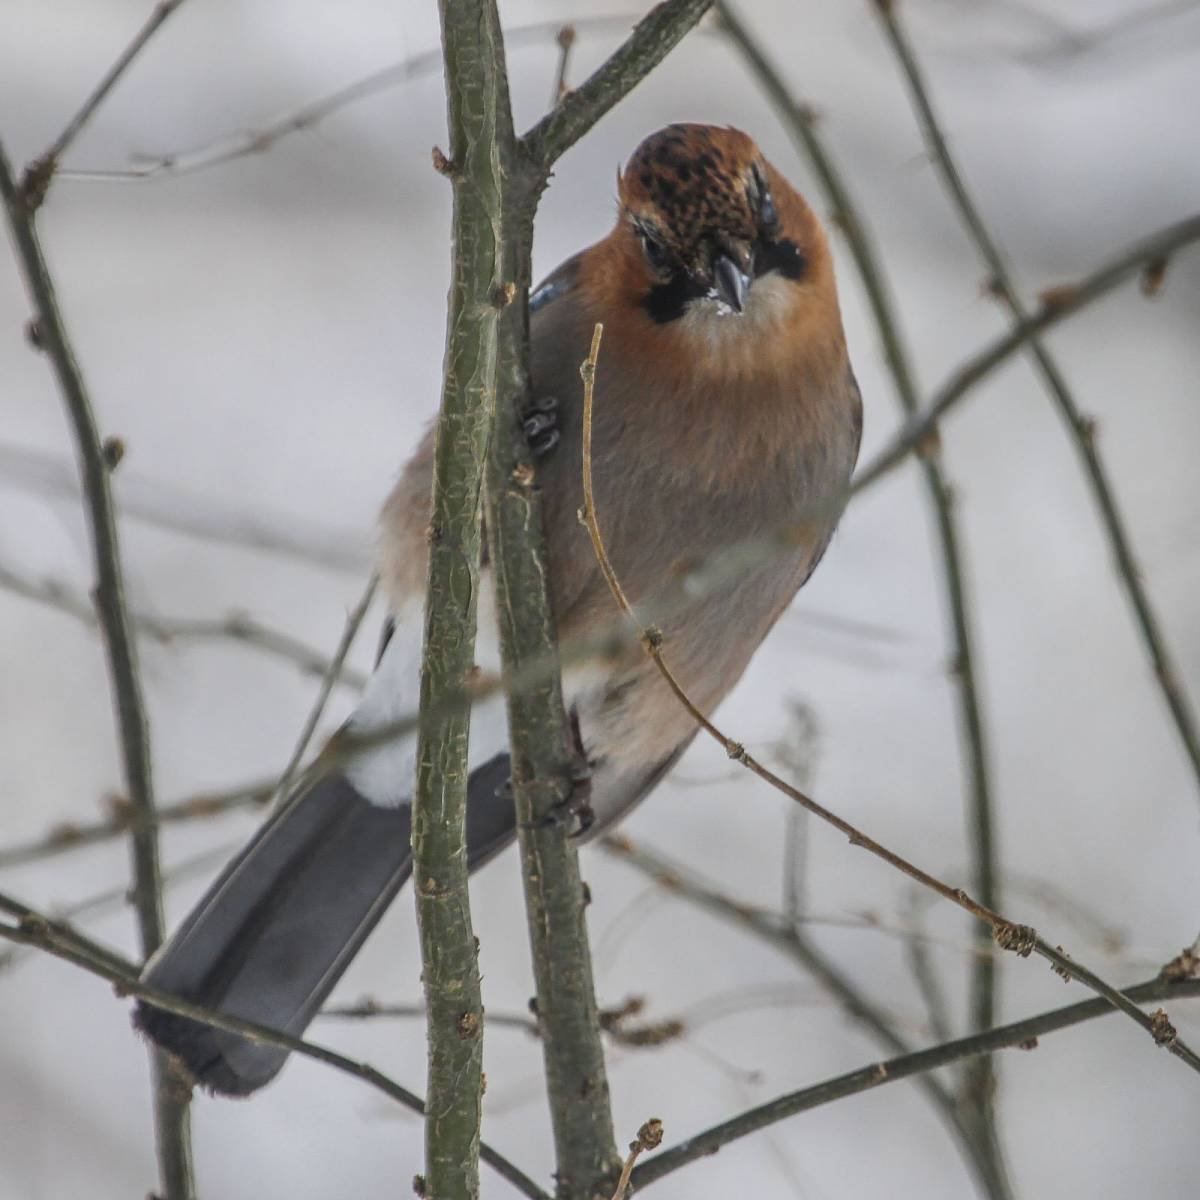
[0,137,194,1200]
[409,3,513,1193]
[472,4,714,1197]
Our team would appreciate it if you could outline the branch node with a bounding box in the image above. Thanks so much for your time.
[491,281,517,309]
[457,1010,481,1040]
[430,145,458,178]
[993,922,1036,957]
[24,318,43,350]
[102,436,126,470]
[1140,257,1168,297]
[1149,1008,1177,1047]
[18,154,55,212]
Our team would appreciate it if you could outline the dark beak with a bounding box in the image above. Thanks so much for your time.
[713,252,751,314]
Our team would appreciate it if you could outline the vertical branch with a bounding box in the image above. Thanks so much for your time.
[486,189,622,1196]
[0,143,194,1198]
[872,1,1200,805]
[715,5,1006,1194]
[480,5,713,1196]
[411,3,506,1194]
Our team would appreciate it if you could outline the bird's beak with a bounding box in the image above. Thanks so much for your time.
[713,252,751,314]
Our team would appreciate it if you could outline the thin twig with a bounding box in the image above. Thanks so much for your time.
[630,973,1200,1188]
[715,9,1005,1182]
[0,777,274,870]
[551,25,577,107]
[0,561,368,689]
[522,0,714,169]
[0,893,551,1200]
[611,1119,664,1200]
[20,0,189,206]
[274,574,377,799]
[0,440,368,572]
[0,135,193,1200]
[874,0,1200,809]
[57,16,642,184]
[852,212,1200,498]
[579,321,1200,1075]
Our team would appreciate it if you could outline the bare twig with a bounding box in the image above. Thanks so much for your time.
[522,0,713,169]
[853,212,1200,498]
[874,1,1200,810]
[0,892,551,1200]
[20,0,189,206]
[579,321,1200,1075]
[0,777,273,870]
[274,574,376,799]
[630,973,1200,1188]
[56,17,641,184]
[611,1119,663,1200]
[551,25,577,107]
[0,440,368,572]
[715,9,1006,1184]
[0,561,369,689]
[0,135,193,1199]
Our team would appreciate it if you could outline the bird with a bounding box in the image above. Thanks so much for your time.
[136,123,863,1095]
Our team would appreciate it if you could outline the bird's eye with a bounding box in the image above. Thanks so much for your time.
[639,230,671,275]
[751,165,779,237]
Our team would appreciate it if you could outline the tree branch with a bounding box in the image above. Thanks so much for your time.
[522,0,713,169]
[715,6,1006,1190]
[0,561,369,689]
[873,0,1200,810]
[0,891,550,1200]
[578,320,1200,1075]
[20,0,189,207]
[0,135,194,1200]
[852,213,1200,497]
[631,974,1200,1187]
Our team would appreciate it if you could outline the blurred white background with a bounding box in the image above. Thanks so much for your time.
[2,1,1199,1197]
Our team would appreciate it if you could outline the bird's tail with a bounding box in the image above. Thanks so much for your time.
[135,770,414,1095]
[135,694,518,1099]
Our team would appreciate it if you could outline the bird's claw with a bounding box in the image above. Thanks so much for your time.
[522,395,560,457]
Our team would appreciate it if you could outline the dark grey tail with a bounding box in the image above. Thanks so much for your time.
[135,754,515,1096]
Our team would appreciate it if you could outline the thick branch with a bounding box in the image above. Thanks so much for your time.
[409,3,513,1194]
[0,136,193,1200]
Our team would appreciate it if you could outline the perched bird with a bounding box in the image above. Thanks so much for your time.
[137,123,863,1094]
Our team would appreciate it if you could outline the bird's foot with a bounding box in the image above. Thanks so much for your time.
[522,394,559,457]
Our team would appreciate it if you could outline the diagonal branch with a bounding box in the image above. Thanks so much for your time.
[0,136,194,1200]
[578,320,1200,1075]
[852,211,1200,497]
[873,0,1200,808]
[0,890,551,1200]
[0,561,369,689]
[630,973,1200,1188]
[715,7,1006,1191]
[521,0,713,168]
[20,0,190,207]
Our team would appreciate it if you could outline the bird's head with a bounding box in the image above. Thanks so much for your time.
[585,124,840,373]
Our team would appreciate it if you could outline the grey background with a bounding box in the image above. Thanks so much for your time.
[2,1,1199,1196]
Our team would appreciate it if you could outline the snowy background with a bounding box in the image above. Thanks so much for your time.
[2,1,1199,1197]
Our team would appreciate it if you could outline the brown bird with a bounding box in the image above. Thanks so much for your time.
[137,123,863,1095]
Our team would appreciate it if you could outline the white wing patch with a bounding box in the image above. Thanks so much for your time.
[345,579,510,806]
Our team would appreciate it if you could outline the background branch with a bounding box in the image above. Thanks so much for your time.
[715,7,1007,1193]
[0,137,194,1200]
[630,972,1200,1188]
